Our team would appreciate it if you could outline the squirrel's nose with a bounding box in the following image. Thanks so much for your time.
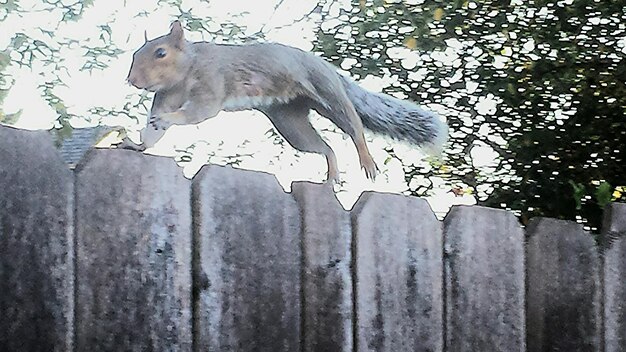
[127,74,140,88]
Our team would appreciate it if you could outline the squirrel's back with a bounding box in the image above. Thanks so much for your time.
[202,42,448,152]
[185,42,340,110]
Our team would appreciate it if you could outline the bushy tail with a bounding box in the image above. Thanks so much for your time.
[340,76,448,154]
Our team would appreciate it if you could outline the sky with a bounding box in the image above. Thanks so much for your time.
[0,0,495,214]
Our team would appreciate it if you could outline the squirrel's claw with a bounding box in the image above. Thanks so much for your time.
[359,155,378,181]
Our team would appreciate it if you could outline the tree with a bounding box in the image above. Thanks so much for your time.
[313,0,625,231]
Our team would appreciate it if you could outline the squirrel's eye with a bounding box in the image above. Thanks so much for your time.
[154,48,167,59]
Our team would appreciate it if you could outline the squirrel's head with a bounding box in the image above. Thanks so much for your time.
[127,21,192,92]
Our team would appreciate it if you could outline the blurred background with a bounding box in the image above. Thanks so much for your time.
[0,0,624,232]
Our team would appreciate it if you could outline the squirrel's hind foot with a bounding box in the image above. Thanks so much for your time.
[326,167,340,184]
[359,152,378,181]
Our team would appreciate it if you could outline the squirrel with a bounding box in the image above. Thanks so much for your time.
[123,20,448,182]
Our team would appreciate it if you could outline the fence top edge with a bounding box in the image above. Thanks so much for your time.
[443,204,522,226]
[3,123,619,230]
[290,181,346,211]
[350,190,437,221]
[525,217,599,249]
[602,202,626,236]
[73,148,184,175]
[0,125,73,176]
[193,163,289,197]
[526,216,587,232]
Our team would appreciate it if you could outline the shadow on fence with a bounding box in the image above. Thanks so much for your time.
[0,126,624,352]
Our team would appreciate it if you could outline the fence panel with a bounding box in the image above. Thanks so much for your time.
[444,206,525,352]
[1,126,625,351]
[74,150,193,351]
[193,166,301,352]
[603,203,626,352]
[351,192,443,352]
[0,126,74,352]
[292,182,353,352]
[526,218,601,351]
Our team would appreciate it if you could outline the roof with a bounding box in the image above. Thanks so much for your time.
[55,126,117,168]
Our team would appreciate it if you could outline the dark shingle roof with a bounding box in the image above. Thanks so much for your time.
[56,126,115,168]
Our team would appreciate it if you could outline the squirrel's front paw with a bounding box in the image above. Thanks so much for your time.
[116,138,146,151]
[148,115,171,130]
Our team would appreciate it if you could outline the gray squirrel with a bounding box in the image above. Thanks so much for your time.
[124,20,448,182]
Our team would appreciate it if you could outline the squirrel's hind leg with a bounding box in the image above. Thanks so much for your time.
[311,99,378,180]
[260,99,340,183]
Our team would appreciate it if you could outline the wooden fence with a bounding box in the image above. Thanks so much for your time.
[0,125,624,352]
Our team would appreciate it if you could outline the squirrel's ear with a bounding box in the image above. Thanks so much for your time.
[169,20,185,48]
[144,30,148,43]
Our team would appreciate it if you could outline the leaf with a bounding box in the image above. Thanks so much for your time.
[569,180,585,210]
[2,0,19,13]
[0,51,10,69]
[1,110,22,124]
[433,8,445,21]
[595,181,612,208]
[404,37,417,49]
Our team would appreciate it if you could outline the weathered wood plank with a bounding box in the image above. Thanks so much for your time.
[74,149,192,351]
[444,206,525,352]
[603,203,626,352]
[352,192,443,352]
[526,218,601,351]
[292,182,352,352]
[0,126,74,352]
[193,166,301,352]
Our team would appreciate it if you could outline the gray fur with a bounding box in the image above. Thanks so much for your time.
[340,76,448,152]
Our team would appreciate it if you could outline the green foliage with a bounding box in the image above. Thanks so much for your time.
[0,50,11,123]
[43,0,95,21]
[0,0,20,20]
[595,182,613,209]
[569,180,585,211]
[314,0,625,231]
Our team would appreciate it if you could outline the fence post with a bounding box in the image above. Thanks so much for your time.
[351,192,443,352]
[193,166,301,352]
[0,126,74,352]
[74,149,193,351]
[444,205,525,351]
[603,203,626,352]
[526,218,601,351]
[292,182,352,352]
